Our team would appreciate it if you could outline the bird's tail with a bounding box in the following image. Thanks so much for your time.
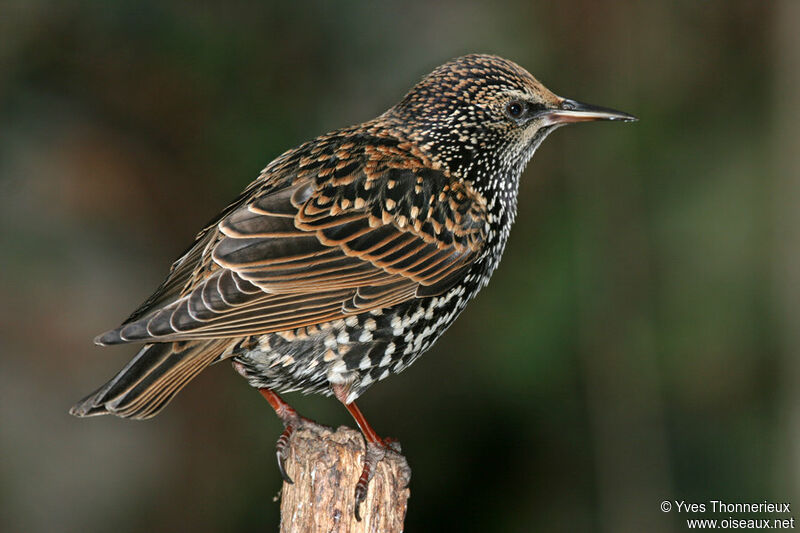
[70,339,233,420]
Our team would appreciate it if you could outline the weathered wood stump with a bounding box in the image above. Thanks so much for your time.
[279,424,411,532]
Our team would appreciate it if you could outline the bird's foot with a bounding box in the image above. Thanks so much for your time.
[274,413,303,484]
[256,387,316,484]
[353,436,405,521]
[331,386,409,521]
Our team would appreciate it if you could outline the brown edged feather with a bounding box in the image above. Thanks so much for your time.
[95,133,488,345]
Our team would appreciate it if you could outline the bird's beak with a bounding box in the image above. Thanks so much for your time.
[543,98,638,125]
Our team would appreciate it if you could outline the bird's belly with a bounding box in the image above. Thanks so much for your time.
[231,281,475,402]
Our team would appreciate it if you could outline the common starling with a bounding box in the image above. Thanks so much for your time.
[71,54,636,515]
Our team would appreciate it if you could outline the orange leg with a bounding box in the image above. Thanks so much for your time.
[257,387,308,484]
[342,399,384,445]
[332,384,403,521]
[259,388,299,422]
[245,369,406,522]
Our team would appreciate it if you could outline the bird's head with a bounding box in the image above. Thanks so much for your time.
[388,54,636,185]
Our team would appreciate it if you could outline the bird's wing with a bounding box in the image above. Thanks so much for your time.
[97,136,488,344]
[120,178,267,324]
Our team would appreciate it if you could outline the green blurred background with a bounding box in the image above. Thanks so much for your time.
[2,1,798,531]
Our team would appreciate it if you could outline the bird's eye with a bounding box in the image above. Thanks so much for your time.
[506,101,524,119]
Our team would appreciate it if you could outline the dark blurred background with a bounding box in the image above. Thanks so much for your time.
[2,1,798,531]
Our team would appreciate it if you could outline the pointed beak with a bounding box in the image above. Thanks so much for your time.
[543,98,638,125]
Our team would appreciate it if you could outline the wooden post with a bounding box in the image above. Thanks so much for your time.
[279,424,411,533]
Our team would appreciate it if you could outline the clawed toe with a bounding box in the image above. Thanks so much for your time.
[354,440,389,521]
[258,388,311,485]
[273,412,322,484]
[275,422,297,484]
[259,386,407,522]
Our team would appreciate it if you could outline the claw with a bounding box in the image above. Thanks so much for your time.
[275,424,296,484]
[255,384,407,520]
[353,441,387,521]
[256,388,308,485]
[329,388,405,522]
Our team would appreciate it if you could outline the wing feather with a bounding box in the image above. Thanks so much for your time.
[97,134,488,345]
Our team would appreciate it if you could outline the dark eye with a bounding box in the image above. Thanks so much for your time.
[506,101,524,119]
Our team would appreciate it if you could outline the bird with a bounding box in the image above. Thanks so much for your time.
[71,53,636,518]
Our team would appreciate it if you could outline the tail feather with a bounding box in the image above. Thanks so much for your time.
[70,339,233,420]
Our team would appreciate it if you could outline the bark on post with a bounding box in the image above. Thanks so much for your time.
[279,424,410,533]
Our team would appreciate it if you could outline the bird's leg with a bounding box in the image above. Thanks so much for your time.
[258,388,305,484]
[258,388,311,484]
[233,360,314,483]
[343,399,402,521]
[332,384,403,521]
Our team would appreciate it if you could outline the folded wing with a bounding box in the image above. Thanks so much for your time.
[97,136,488,345]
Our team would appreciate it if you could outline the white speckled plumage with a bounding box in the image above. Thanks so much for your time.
[71,53,636,421]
